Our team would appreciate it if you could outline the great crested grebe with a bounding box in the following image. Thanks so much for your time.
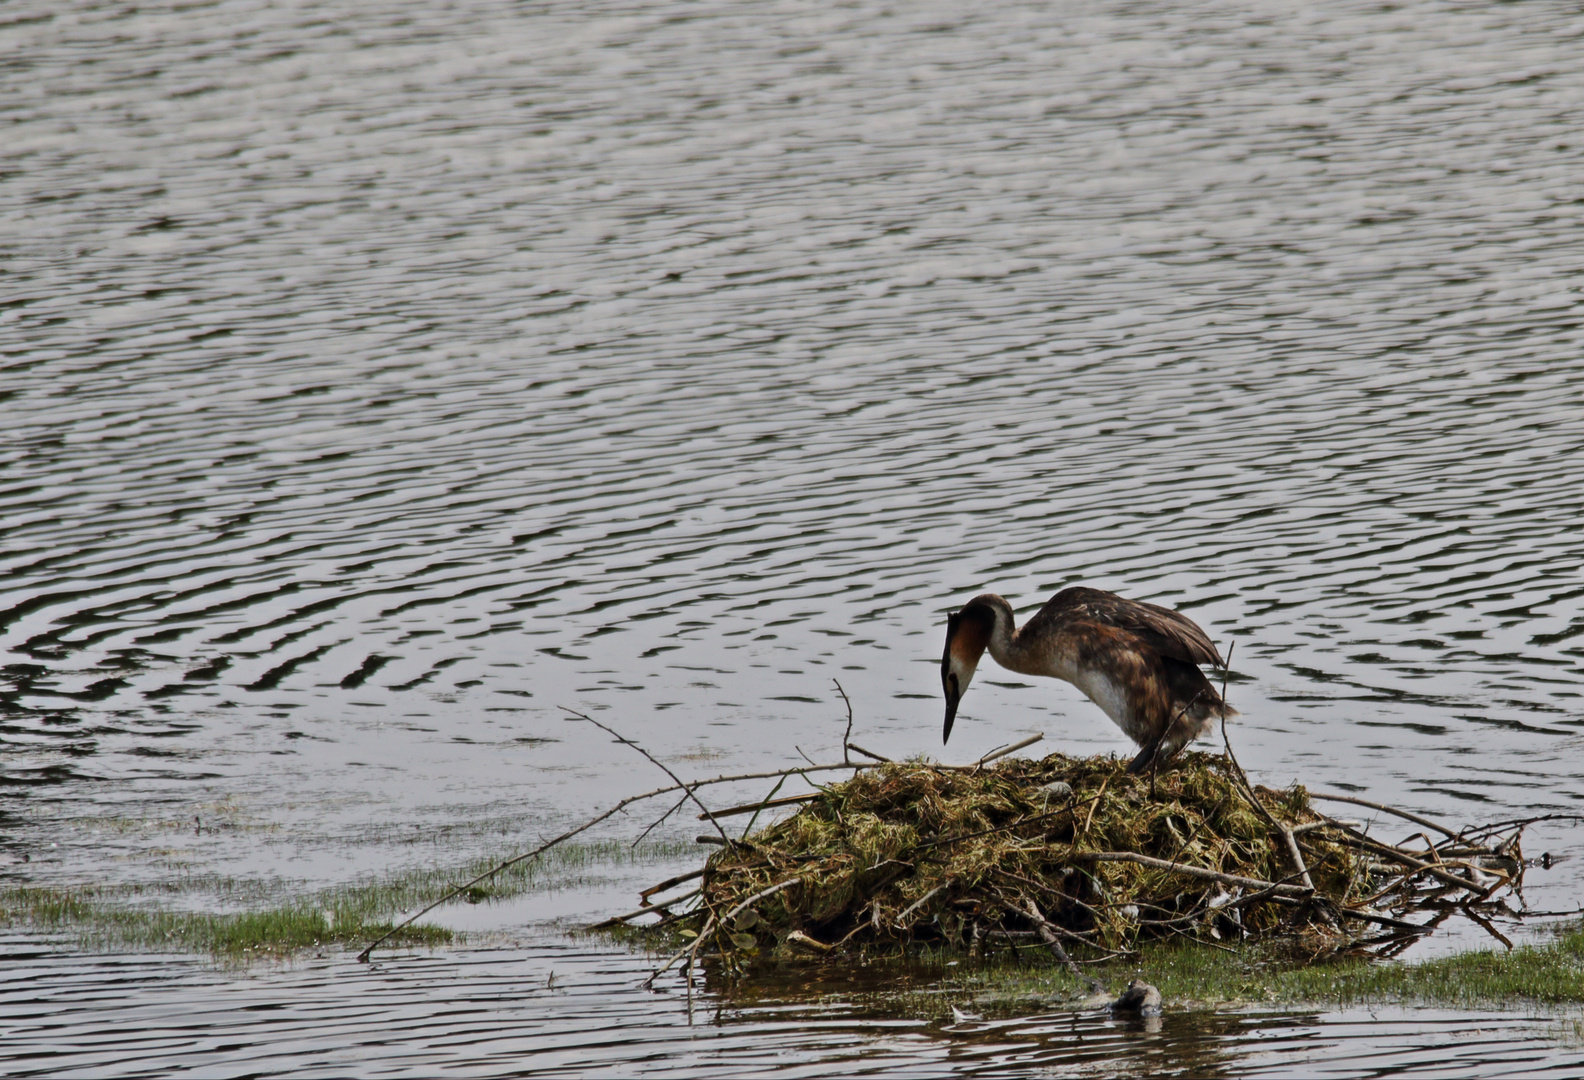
[941,587,1235,773]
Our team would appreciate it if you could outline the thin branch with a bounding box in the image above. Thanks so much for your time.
[700,791,820,820]
[845,742,892,763]
[1220,713,1281,833]
[1455,813,1584,843]
[642,868,705,900]
[1071,772,1112,849]
[1321,826,1487,894]
[358,748,870,960]
[1019,897,1085,980]
[1070,851,1312,897]
[643,916,709,990]
[565,708,734,847]
[721,876,803,927]
[645,877,804,992]
[358,781,689,961]
[976,734,1043,767]
[634,791,692,848]
[587,888,703,930]
[739,773,791,840]
[895,882,951,928]
[1163,922,1239,954]
[1459,903,1514,951]
[1280,827,1317,892]
[833,679,854,765]
[1310,792,1465,844]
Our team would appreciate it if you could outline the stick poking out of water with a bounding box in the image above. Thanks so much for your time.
[563,708,735,848]
[355,761,873,962]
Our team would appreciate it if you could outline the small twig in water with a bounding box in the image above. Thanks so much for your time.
[642,868,705,900]
[834,679,854,765]
[633,790,692,848]
[1308,792,1464,844]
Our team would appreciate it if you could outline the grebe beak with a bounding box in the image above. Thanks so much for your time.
[943,673,961,744]
[941,607,986,745]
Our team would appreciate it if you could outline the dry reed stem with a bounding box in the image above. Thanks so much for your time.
[590,887,703,930]
[1310,792,1466,843]
[895,882,950,929]
[1071,851,1311,896]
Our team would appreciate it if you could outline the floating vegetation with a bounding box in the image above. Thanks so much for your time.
[952,920,1584,1010]
[1,885,453,958]
[3,838,691,960]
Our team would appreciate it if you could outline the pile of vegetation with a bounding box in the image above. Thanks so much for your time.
[613,748,1529,986]
[684,753,1355,962]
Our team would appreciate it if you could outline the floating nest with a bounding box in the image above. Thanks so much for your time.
[622,751,1529,974]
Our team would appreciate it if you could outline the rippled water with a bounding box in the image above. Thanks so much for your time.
[5,0,1584,1072]
[4,936,1583,1078]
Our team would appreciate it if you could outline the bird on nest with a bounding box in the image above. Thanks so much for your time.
[940,586,1235,774]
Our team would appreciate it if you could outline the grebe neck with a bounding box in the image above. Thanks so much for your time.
[981,596,1023,668]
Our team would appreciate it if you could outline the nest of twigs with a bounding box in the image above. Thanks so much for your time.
[702,753,1342,955]
[355,713,1541,973]
[618,750,1529,980]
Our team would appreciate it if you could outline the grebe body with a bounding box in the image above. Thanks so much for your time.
[941,587,1234,773]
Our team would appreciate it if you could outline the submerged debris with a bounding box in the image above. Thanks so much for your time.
[619,751,1532,977]
[1112,979,1164,1017]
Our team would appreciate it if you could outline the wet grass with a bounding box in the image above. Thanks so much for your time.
[4,888,453,957]
[0,838,693,959]
[933,919,1584,1010]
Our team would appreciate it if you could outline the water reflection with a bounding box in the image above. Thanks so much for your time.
[4,0,1584,1069]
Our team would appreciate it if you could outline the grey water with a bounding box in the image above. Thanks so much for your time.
[4,0,1584,1073]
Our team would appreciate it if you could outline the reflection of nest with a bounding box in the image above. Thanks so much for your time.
[628,751,1529,979]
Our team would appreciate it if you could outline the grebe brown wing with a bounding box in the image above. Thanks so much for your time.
[1024,587,1225,669]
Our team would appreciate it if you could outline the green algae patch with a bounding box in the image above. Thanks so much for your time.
[949,919,1584,1010]
[2,838,691,960]
[0,884,451,957]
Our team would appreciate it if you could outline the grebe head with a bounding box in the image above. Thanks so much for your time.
[941,595,1004,743]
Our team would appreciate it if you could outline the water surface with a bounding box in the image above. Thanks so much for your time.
[4,0,1584,1072]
